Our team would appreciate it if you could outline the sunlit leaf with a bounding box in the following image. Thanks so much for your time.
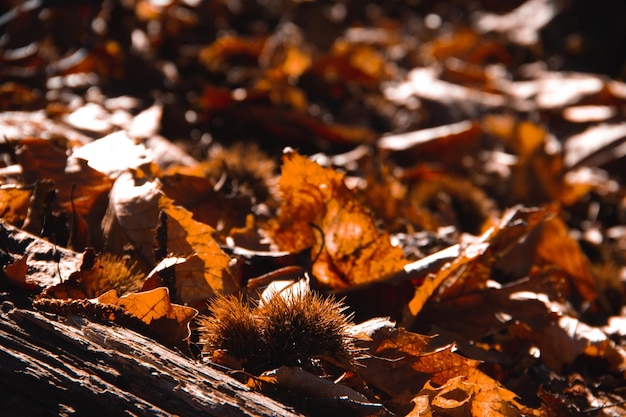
[535,216,597,303]
[474,0,559,46]
[0,221,82,290]
[98,286,198,347]
[103,171,162,264]
[158,195,238,304]
[402,205,558,327]
[270,150,407,288]
[0,187,31,226]
[71,131,154,178]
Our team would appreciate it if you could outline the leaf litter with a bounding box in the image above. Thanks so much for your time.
[1,0,626,416]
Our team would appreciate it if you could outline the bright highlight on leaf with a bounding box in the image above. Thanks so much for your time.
[158,195,238,304]
[270,150,407,288]
[1,1,626,415]
[97,287,198,347]
[103,171,236,306]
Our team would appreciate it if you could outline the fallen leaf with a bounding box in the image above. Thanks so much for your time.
[420,28,511,64]
[199,35,267,72]
[103,170,236,305]
[109,287,198,347]
[158,196,238,305]
[526,312,626,372]
[474,0,559,46]
[402,204,558,327]
[378,120,482,168]
[259,366,368,402]
[535,216,597,303]
[2,255,39,291]
[482,114,571,205]
[17,138,113,220]
[0,186,31,226]
[358,325,543,416]
[0,220,82,290]
[563,122,626,169]
[384,67,508,116]
[269,150,407,288]
[71,131,154,178]
[102,171,162,264]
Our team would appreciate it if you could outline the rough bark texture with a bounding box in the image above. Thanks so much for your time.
[0,297,303,417]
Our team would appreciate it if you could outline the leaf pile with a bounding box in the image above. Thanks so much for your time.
[1,0,625,416]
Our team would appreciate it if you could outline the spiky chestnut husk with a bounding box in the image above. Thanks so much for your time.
[198,295,267,370]
[408,174,497,235]
[86,253,145,298]
[256,290,357,372]
[203,142,277,203]
[198,291,359,374]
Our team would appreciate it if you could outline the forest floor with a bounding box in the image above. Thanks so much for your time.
[1,1,625,416]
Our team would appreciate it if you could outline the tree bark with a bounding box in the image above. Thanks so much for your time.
[0,297,304,417]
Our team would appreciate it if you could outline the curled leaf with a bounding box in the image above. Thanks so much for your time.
[270,150,407,288]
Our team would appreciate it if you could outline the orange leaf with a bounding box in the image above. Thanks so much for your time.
[104,172,236,305]
[17,138,113,219]
[360,326,544,416]
[414,369,545,417]
[270,150,407,288]
[118,287,172,324]
[98,287,198,347]
[402,204,558,327]
[159,196,238,304]
[0,187,31,226]
[535,216,597,303]
[2,256,39,291]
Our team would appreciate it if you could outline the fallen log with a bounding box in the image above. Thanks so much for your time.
[0,296,304,417]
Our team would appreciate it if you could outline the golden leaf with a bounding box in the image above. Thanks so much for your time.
[159,195,238,304]
[270,150,407,288]
[98,287,198,347]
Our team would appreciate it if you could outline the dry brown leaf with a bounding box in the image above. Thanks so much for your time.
[117,287,175,323]
[0,221,82,290]
[242,106,376,147]
[159,170,253,233]
[2,255,38,291]
[199,35,267,72]
[270,150,407,288]
[158,195,238,305]
[0,110,93,145]
[529,314,626,372]
[499,71,618,111]
[535,216,597,303]
[414,370,544,417]
[63,102,117,135]
[384,67,508,119]
[474,0,559,46]
[310,40,395,87]
[71,131,154,179]
[420,28,511,64]
[358,325,544,416]
[378,120,483,168]
[103,171,236,306]
[482,115,567,204]
[356,327,434,398]
[17,138,113,220]
[0,187,31,226]
[402,205,558,327]
[97,287,198,347]
[102,171,162,263]
[563,122,626,169]
[258,366,368,402]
